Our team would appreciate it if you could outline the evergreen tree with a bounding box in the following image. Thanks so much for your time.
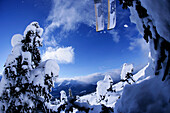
[60,90,67,103]
[120,63,135,85]
[0,22,59,113]
[96,75,114,104]
[51,89,114,113]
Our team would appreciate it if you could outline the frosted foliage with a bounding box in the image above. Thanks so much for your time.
[144,53,155,78]
[120,63,133,80]
[0,22,58,112]
[31,68,44,86]
[37,59,59,77]
[23,22,43,47]
[15,87,20,92]
[44,60,59,77]
[24,22,43,37]
[130,0,170,42]
[11,44,22,57]
[31,60,59,86]
[129,0,169,81]
[24,22,38,37]
[96,75,113,101]
[36,28,43,37]
[0,75,7,96]
[22,52,31,65]
[129,6,144,35]
[11,34,23,47]
[5,54,17,67]
[32,72,44,86]
[140,0,170,42]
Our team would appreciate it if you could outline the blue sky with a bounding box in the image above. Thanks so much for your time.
[0,0,149,77]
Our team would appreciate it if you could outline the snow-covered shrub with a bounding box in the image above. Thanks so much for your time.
[120,63,133,80]
[120,63,134,85]
[96,75,114,105]
[0,22,59,113]
[50,90,114,113]
[60,90,67,103]
[45,90,90,112]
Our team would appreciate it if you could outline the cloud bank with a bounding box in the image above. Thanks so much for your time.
[43,0,123,45]
[129,38,149,55]
[43,0,96,45]
[42,46,74,64]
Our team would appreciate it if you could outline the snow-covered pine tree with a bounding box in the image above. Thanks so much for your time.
[0,22,59,113]
[120,63,133,80]
[60,90,67,103]
[120,63,134,85]
[96,75,114,104]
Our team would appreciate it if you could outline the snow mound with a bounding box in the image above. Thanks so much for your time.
[11,34,23,47]
[11,44,22,57]
[38,59,60,77]
[114,76,170,113]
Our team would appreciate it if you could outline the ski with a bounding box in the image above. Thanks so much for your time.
[107,0,116,30]
[94,0,104,32]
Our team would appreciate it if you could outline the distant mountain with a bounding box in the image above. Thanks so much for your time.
[51,80,97,99]
[51,69,121,99]
[56,69,121,84]
[51,64,145,99]
[0,65,145,99]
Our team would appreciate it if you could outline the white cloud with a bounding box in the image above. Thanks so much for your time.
[108,30,120,43]
[42,46,74,64]
[44,35,58,46]
[57,69,121,84]
[129,38,149,54]
[43,0,96,45]
[43,0,121,45]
